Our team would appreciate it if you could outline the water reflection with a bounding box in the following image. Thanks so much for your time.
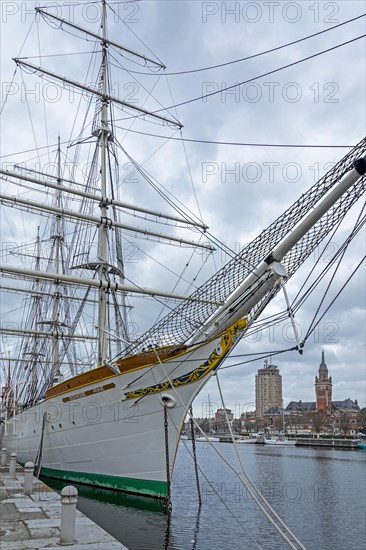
[40,443,366,550]
[40,476,170,550]
[190,505,202,550]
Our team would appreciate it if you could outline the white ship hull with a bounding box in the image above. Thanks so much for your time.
[2,323,243,499]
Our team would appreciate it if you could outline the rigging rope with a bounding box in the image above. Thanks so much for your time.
[112,124,355,149]
[126,14,366,76]
[215,372,306,550]
[178,428,262,546]
[117,138,366,360]
[292,209,366,316]
[34,412,47,478]
[302,256,365,347]
[117,35,366,115]
[0,139,355,161]
[156,356,306,548]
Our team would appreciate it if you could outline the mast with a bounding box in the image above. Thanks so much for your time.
[7,359,11,390]
[97,0,110,365]
[30,228,41,403]
[50,136,62,379]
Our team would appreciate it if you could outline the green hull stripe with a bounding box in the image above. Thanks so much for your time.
[40,466,168,499]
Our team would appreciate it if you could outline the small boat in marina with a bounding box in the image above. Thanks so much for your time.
[357,442,366,450]
[237,437,259,444]
[264,437,296,446]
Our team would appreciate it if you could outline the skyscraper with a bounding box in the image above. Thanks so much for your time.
[315,351,332,411]
[255,360,283,416]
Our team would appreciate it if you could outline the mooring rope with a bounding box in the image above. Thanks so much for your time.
[189,404,202,507]
[215,372,307,550]
[163,403,172,513]
[156,355,306,549]
[34,411,47,478]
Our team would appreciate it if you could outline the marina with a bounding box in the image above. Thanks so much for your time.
[188,434,362,449]
[295,438,360,449]
[39,440,365,550]
[1,438,365,549]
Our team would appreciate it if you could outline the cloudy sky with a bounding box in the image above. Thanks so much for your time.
[0,1,365,414]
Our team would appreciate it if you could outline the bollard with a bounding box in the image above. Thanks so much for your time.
[1,448,7,466]
[60,485,78,545]
[9,452,17,476]
[24,462,34,494]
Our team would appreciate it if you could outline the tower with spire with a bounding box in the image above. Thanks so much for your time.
[315,351,332,411]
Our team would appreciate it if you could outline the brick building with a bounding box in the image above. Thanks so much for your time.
[315,351,333,411]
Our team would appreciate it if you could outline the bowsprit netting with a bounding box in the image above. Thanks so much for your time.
[119,137,366,358]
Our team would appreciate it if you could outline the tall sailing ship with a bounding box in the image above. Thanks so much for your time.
[1,2,365,501]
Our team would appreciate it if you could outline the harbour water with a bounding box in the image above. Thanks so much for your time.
[43,442,365,549]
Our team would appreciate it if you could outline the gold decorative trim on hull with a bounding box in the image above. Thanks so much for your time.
[123,319,247,401]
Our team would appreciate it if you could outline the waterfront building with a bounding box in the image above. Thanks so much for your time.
[251,353,362,435]
[285,401,316,414]
[284,352,361,434]
[315,351,333,411]
[214,408,233,431]
[255,360,282,417]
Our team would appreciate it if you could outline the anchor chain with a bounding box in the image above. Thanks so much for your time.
[189,405,202,506]
[163,403,172,513]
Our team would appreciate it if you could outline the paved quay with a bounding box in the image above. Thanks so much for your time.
[0,462,128,549]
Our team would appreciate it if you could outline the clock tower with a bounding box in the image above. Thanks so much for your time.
[315,351,332,411]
